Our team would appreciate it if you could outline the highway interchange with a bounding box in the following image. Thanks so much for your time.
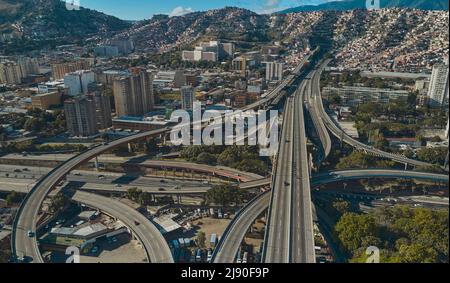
[7,52,448,263]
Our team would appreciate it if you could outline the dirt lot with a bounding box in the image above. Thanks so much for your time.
[80,234,147,263]
[192,217,231,249]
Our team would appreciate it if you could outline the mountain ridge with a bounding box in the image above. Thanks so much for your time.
[279,0,449,14]
[0,0,131,42]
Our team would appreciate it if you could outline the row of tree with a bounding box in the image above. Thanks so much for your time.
[180,145,269,176]
[334,205,448,263]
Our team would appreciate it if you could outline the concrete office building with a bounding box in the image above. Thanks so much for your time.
[181,86,194,111]
[182,41,234,62]
[64,70,95,96]
[232,57,247,77]
[427,61,449,109]
[265,62,284,81]
[31,91,62,110]
[64,96,98,137]
[113,70,154,117]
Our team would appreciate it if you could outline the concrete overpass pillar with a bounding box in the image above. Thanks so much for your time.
[445,151,449,169]
[404,163,408,171]
[94,157,99,171]
[128,143,133,153]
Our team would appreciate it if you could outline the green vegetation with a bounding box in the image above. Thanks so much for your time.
[336,151,395,169]
[196,231,206,248]
[1,141,87,155]
[0,108,66,139]
[332,200,350,216]
[158,92,181,101]
[180,145,269,176]
[0,237,11,263]
[5,191,24,205]
[205,184,248,207]
[416,147,448,165]
[126,188,153,206]
[321,71,415,89]
[49,192,69,214]
[334,206,449,263]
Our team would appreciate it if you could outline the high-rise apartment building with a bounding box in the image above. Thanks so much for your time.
[64,70,95,96]
[181,86,194,111]
[51,59,92,80]
[0,57,39,84]
[265,62,284,82]
[0,62,22,84]
[113,70,154,117]
[64,96,98,137]
[18,57,39,77]
[427,61,449,109]
[91,92,112,130]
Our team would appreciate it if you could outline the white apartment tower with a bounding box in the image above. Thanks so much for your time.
[266,62,284,82]
[427,61,449,109]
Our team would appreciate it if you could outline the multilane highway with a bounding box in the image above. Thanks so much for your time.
[213,169,448,263]
[263,97,295,263]
[11,53,314,263]
[304,71,332,164]
[291,83,315,263]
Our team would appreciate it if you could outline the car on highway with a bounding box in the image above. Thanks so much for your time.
[98,175,105,179]
[158,188,166,191]
[284,181,290,186]
[134,220,140,226]
[115,184,122,188]
[27,230,35,237]
[160,179,166,183]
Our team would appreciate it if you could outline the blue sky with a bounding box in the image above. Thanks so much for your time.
[70,0,330,20]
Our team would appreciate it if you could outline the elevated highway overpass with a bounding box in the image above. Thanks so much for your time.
[311,61,439,169]
[11,52,315,263]
[213,169,448,263]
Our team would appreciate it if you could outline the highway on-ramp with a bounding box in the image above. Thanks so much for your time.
[213,169,448,262]
[70,191,173,263]
[311,61,437,169]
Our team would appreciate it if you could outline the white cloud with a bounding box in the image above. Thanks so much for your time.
[169,6,195,17]
[260,0,283,14]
